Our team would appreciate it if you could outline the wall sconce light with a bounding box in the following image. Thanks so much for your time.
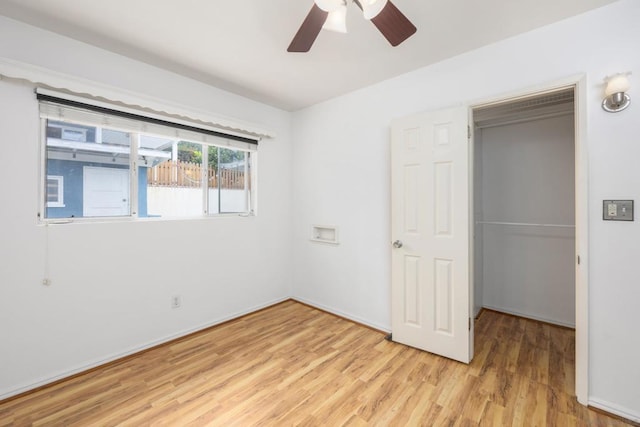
[602,73,631,113]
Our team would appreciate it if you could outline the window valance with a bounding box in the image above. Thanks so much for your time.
[0,57,275,141]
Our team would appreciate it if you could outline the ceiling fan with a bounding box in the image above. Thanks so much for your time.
[288,0,416,52]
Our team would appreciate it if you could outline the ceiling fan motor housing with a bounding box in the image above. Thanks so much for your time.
[314,0,387,19]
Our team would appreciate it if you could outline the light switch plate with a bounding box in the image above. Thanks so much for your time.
[603,200,634,221]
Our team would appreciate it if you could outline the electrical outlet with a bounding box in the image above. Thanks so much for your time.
[603,200,634,221]
[171,295,182,309]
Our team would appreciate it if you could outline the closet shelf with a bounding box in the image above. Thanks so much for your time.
[476,221,575,228]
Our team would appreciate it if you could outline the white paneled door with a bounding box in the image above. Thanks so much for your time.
[83,166,130,217]
[390,106,472,363]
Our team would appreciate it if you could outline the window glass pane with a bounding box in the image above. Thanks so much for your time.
[46,176,64,207]
[208,147,250,214]
[45,120,131,218]
[46,178,59,203]
[41,99,258,221]
[144,140,204,218]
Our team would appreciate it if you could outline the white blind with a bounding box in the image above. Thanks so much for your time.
[38,90,258,152]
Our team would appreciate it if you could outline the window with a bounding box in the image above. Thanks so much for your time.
[208,146,252,214]
[39,93,258,220]
[46,175,65,208]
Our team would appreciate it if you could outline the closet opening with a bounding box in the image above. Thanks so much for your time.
[471,86,577,386]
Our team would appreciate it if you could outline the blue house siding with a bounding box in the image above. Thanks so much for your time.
[46,159,148,218]
[138,171,147,217]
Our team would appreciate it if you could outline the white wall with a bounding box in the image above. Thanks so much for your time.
[147,187,248,217]
[477,116,575,327]
[0,17,293,399]
[292,0,640,419]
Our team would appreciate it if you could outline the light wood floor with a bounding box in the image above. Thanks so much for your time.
[0,300,633,426]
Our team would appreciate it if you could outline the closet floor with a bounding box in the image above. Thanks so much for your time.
[0,301,633,426]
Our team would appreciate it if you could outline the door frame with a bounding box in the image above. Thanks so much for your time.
[467,74,588,405]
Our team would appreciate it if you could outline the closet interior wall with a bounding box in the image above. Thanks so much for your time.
[473,90,576,327]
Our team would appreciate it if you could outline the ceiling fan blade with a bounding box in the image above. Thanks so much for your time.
[370,1,417,47]
[287,4,329,52]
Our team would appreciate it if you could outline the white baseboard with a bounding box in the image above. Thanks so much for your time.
[481,305,575,328]
[589,398,640,424]
[0,296,290,401]
[292,296,390,333]
[473,305,483,318]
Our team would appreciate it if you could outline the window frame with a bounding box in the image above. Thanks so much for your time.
[45,175,65,208]
[38,97,258,223]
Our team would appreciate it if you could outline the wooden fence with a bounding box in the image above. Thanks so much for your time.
[147,161,247,189]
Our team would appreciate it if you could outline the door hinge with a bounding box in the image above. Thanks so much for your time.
[577,255,581,265]
[468,317,471,331]
[467,125,471,140]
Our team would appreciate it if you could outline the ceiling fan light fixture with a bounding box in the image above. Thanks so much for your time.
[314,0,344,13]
[322,5,348,33]
[361,0,388,20]
[288,0,415,52]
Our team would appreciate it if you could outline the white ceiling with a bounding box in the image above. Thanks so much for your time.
[0,0,618,111]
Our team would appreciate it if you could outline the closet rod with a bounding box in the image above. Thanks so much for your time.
[476,221,575,228]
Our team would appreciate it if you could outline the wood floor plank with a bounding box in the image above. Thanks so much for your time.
[480,402,507,426]
[0,301,635,426]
